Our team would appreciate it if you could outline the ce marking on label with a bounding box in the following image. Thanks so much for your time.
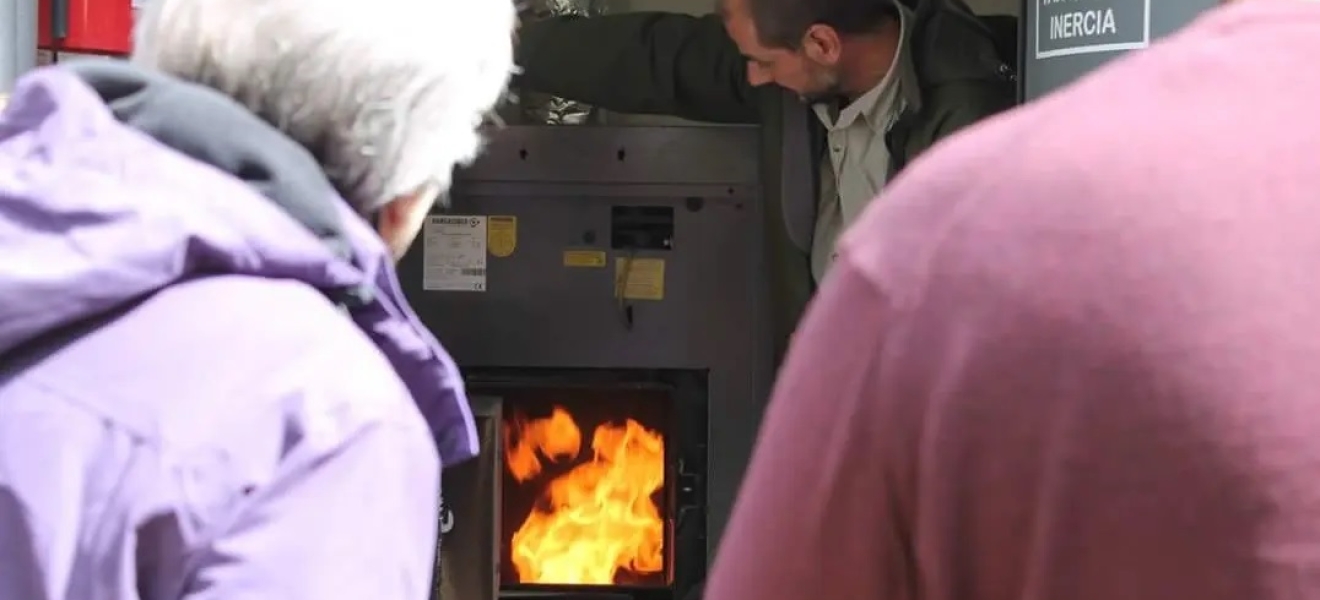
[474,282,486,291]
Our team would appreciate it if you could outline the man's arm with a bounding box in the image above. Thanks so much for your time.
[704,260,913,600]
[516,13,761,124]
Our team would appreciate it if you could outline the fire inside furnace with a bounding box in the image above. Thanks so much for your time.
[502,406,666,586]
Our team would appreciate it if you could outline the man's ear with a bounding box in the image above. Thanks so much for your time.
[801,23,843,65]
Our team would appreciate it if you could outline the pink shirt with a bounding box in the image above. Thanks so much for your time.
[705,2,1320,599]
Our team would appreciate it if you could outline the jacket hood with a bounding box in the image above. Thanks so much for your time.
[0,62,479,466]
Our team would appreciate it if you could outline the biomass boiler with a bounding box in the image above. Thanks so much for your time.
[399,124,775,600]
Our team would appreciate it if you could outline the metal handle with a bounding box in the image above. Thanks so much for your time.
[49,0,67,41]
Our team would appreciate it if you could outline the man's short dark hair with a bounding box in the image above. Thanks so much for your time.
[749,0,899,49]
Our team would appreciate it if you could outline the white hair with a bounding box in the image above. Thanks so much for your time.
[131,0,516,212]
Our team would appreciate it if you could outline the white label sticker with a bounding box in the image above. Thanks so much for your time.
[423,215,487,292]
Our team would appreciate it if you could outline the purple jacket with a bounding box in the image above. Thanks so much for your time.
[0,63,477,599]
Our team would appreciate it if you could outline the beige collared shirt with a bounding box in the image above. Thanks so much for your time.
[809,12,906,283]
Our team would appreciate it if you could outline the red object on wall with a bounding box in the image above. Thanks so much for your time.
[37,0,134,56]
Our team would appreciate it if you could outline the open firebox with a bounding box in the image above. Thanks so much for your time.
[399,125,775,600]
[434,370,707,600]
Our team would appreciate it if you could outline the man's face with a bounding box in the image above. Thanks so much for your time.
[722,0,840,102]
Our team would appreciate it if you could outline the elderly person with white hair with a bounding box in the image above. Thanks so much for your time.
[0,0,514,596]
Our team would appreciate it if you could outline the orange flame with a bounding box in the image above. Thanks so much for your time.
[503,407,666,585]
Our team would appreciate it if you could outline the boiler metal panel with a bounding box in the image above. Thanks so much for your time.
[1021,0,1215,99]
[398,125,774,556]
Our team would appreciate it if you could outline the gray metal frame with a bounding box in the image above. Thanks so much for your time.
[1,0,38,93]
[400,125,776,561]
[436,395,503,600]
[1020,0,1217,100]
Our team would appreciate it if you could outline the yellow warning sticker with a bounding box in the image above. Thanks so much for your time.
[563,250,607,268]
[487,215,517,258]
[614,257,665,301]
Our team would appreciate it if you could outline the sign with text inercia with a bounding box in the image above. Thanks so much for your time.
[1035,0,1152,59]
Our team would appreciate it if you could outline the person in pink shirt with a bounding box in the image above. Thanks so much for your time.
[705,1,1320,599]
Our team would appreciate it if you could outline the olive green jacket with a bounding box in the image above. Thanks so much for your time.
[517,0,1016,359]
